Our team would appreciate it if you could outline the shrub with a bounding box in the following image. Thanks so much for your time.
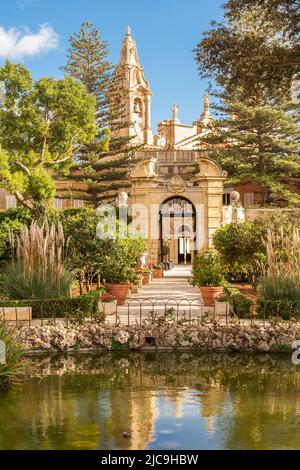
[257,276,300,320]
[224,286,253,318]
[60,208,113,292]
[1,220,73,299]
[0,290,104,319]
[60,210,146,291]
[213,221,266,285]
[0,320,28,386]
[191,251,225,287]
[213,217,300,287]
[230,293,253,318]
[101,239,141,285]
[0,208,33,265]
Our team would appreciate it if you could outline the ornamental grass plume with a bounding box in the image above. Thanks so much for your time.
[2,220,73,299]
[260,228,300,313]
[263,228,300,278]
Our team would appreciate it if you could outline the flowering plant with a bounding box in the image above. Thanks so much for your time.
[152,263,164,270]
[100,293,116,303]
[137,267,151,274]
[215,292,229,302]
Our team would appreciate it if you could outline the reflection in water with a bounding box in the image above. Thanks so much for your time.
[0,352,300,450]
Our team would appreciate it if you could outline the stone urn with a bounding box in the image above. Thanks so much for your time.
[138,252,148,268]
[200,287,224,307]
[105,283,129,305]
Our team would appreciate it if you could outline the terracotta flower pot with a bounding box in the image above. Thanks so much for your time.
[153,268,163,279]
[200,286,224,307]
[106,283,129,305]
[142,272,151,285]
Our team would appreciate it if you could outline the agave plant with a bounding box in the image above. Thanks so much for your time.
[2,220,73,299]
[0,320,28,386]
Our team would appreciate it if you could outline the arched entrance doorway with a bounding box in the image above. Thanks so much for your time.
[159,197,196,265]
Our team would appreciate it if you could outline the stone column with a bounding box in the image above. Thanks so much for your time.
[206,183,223,249]
[143,94,153,145]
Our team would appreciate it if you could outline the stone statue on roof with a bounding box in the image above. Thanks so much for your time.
[172,104,179,120]
[203,95,210,115]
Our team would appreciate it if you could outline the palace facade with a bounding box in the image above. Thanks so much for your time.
[111,27,230,263]
[0,27,250,264]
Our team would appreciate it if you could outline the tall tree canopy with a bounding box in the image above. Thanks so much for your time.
[0,62,96,218]
[62,22,137,206]
[62,21,112,138]
[195,0,300,103]
[199,99,300,204]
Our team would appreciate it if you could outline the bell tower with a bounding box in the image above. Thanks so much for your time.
[113,27,153,145]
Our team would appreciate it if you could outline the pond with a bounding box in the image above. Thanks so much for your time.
[0,351,300,450]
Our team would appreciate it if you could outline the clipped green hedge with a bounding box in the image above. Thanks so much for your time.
[0,289,105,319]
[256,299,299,321]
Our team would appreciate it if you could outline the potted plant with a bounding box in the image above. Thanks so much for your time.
[191,251,225,306]
[98,292,117,315]
[136,273,143,287]
[130,270,140,294]
[99,225,147,304]
[131,283,139,294]
[214,292,230,316]
[140,267,152,285]
[152,262,164,279]
[102,264,133,305]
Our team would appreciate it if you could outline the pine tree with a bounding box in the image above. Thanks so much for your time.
[61,22,138,206]
[199,99,300,204]
[195,0,300,104]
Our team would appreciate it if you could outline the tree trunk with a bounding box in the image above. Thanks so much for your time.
[85,274,90,292]
[78,280,83,296]
[14,191,45,219]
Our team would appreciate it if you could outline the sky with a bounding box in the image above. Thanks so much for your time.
[0,0,224,129]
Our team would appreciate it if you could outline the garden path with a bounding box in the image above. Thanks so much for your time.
[134,265,198,300]
[110,265,209,325]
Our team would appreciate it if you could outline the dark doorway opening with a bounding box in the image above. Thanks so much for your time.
[159,196,196,264]
[178,237,192,264]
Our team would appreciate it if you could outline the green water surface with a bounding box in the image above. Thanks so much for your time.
[0,352,300,450]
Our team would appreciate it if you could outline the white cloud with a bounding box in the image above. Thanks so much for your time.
[0,24,59,60]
